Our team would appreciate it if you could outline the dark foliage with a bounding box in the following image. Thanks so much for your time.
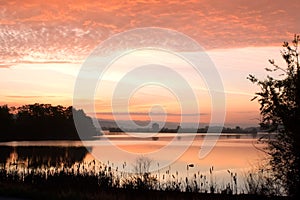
[248,34,300,197]
[0,103,98,141]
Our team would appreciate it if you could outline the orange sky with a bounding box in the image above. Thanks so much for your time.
[0,0,299,127]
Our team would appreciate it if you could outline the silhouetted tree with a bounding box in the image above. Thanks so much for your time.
[125,156,157,190]
[248,34,300,197]
[72,108,99,140]
[0,105,14,141]
[0,103,97,141]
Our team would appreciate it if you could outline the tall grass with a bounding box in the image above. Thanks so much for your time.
[0,156,280,197]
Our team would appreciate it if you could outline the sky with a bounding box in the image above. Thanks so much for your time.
[1,0,300,127]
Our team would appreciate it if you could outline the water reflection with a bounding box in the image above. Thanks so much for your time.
[0,146,90,168]
[0,134,269,194]
[0,146,13,166]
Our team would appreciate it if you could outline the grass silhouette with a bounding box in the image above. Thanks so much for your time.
[0,151,291,200]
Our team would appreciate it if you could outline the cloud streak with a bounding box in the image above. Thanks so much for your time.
[1,0,299,64]
[5,95,61,99]
[0,64,13,68]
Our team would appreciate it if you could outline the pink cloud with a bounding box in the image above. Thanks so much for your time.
[0,0,299,64]
[0,64,13,68]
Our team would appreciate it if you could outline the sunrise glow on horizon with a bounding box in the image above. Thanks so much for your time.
[1,0,300,127]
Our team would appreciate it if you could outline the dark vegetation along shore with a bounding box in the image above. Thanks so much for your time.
[0,104,97,141]
[107,126,258,134]
[0,146,290,200]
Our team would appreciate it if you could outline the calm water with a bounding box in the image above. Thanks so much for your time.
[0,133,268,191]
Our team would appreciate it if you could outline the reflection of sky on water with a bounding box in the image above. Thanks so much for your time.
[89,133,266,168]
[0,133,267,190]
[88,133,266,189]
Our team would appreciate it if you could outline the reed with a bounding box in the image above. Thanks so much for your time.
[0,158,286,199]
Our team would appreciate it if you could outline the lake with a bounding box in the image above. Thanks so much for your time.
[0,133,268,193]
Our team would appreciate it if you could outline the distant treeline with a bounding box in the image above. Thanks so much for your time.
[106,126,258,133]
[198,126,258,133]
[0,104,98,141]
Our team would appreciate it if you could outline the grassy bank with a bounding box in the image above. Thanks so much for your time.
[0,182,290,200]
[0,161,290,200]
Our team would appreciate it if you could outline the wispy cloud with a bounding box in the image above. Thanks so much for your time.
[5,95,61,99]
[1,0,299,64]
[0,64,13,68]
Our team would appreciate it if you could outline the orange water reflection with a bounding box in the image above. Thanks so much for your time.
[89,133,267,176]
